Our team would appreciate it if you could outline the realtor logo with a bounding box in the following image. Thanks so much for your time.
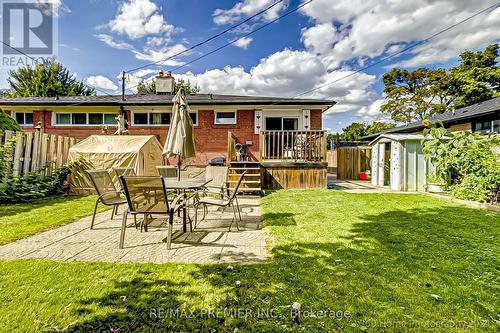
[1,1,57,67]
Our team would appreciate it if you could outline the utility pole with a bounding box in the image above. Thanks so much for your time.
[121,71,126,102]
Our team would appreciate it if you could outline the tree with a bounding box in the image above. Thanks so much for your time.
[381,44,499,123]
[137,78,200,95]
[0,110,21,131]
[449,44,500,108]
[6,58,94,97]
[339,122,366,142]
[380,68,447,123]
[338,121,395,142]
[365,121,396,135]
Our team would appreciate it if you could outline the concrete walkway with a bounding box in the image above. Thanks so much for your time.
[328,174,394,193]
[0,198,270,264]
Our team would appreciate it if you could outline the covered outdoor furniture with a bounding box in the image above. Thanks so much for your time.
[156,166,178,178]
[86,169,128,229]
[119,176,186,249]
[68,135,164,192]
[195,171,247,231]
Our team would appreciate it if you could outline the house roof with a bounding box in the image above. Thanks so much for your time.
[361,96,500,141]
[369,134,432,145]
[0,93,336,109]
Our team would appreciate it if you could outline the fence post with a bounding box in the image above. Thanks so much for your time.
[12,133,24,177]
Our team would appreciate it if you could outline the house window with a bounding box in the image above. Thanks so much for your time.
[265,117,298,130]
[473,119,500,134]
[132,111,198,126]
[215,111,236,125]
[54,113,118,125]
[14,112,33,125]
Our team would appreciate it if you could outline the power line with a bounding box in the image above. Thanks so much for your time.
[124,0,314,93]
[0,40,115,97]
[125,0,286,74]
[285,1,500,100]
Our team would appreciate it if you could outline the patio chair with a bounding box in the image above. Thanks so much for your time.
[86,169,128,229]
[156,165,178,178]
[194,171,247,231]
[113,167,136,177]
[119,176,185,249]
[204,165,229,198]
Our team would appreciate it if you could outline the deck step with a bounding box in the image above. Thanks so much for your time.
[228,173,260,177]
[236,187,261,192]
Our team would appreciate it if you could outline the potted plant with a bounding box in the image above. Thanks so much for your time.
[426,172,446,193]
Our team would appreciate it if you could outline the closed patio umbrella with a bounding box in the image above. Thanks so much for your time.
[162,88,196,180]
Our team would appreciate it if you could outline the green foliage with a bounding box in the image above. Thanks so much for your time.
[381,44,499,122]
[0,159,83,204]
[0,110,21,131]
[137,77,200,95]
[6,58,94,97]
[339,121,396,141]
[422,123,500,202]
[0,136,18,178]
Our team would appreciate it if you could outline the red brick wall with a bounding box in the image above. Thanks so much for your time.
[6,108,323,165]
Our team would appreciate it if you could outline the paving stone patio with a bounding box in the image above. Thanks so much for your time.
[0,198,270,264]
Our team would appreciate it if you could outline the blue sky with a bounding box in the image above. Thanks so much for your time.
[1,0,499,132]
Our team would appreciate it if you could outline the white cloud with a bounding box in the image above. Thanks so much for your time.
[33,0,70,16]
[233,37,253,49]
[95,34,133,50]
[86,75,118,91]
[176,49,377,115]
[108,0,174,39]
[213,0,289,25]
[132,43,187,65]
[299,0,500,69]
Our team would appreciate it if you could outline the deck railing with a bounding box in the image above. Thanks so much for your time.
[259,130,327,162]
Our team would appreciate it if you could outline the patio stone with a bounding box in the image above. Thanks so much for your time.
[0,198,269,264]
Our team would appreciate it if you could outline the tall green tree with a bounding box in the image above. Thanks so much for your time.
[365,121,396,135]
[381,44,499,123]
[6,58,94,97]
[450,44,500,108]
[339,122,367,142]
[137,78,200,95]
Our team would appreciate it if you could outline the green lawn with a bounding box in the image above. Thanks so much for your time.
[0,190,499,332]
[0,196,110,245]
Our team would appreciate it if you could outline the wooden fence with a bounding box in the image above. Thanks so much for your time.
[337,145,371,180]
[0,130,78,176]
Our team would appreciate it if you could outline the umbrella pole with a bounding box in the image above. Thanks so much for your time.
[178,154,181,181]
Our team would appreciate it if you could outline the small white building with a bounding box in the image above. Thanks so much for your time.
[369,134,435,192]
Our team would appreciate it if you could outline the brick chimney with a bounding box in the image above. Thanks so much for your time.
[155,71,175,94]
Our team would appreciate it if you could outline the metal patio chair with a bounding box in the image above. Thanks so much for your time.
[195,171,247,231]
[113,167,136,177]
[156,165,178,178]
[204,165,229,198]
[119,176,185,249]
[86,169,128,229]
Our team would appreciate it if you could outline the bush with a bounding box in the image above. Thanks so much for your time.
[422,122,500,202]
[0,109,21,131]
[0,160,80,204]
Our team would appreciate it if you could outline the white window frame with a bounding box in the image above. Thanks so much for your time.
[264,116,300,131]
[214,110,237,125]
[52,112,118,126]
[12,111,34,125]
[473,119,500,134]
[131,110,198,126]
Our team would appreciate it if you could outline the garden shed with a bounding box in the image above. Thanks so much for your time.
[369,134,434,192]
[68,135,164,190]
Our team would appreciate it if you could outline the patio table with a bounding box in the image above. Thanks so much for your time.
[136,178,212,233]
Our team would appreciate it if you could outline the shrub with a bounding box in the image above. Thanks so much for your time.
[0,109,21,131]
[422,122,500,202]
[0,160,82,204]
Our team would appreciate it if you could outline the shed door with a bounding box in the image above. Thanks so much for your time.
[405,142,427,192]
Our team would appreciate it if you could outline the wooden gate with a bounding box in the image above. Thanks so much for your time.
[337,145,371,180]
